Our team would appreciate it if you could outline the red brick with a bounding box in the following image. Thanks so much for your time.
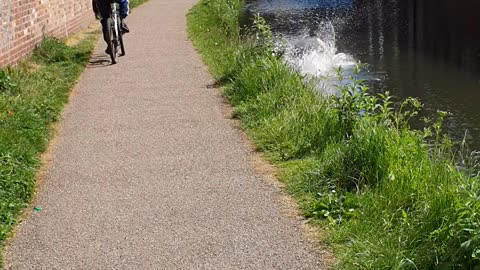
[1,0,94,67]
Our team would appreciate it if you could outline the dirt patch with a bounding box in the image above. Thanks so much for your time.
[18,62,42,73]
[66,23,100,47]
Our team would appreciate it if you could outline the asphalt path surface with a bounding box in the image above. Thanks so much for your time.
[4,1,324,269]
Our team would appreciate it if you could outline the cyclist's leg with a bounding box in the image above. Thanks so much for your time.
[117,0,130,33]
[97,0,112,52]
[117,0,129,18]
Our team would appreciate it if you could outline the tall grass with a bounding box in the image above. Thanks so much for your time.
[188,0,480,269]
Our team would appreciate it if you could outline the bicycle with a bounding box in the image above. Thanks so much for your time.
[106,0,126,64]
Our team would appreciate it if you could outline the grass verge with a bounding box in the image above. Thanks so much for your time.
[0,30,98,266]
[187,0,480,269]
[0,1,150,265]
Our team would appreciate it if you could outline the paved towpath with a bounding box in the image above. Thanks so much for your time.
[4,0,324,269]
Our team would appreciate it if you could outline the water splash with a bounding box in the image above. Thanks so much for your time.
[279,21,358,94]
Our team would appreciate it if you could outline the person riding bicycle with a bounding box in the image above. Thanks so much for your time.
[92,0,130,54]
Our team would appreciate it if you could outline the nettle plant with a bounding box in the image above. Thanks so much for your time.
[317,65,462,224]
[331,65,424,138]
[251,14,275,55]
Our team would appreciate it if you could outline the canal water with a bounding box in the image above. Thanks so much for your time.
[244,0,480,149]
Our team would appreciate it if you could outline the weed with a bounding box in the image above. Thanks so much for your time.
[0,70,17,96]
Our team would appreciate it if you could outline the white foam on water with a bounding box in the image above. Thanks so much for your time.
[279,21,357,94]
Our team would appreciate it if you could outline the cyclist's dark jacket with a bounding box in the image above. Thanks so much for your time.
[93,0,129,19]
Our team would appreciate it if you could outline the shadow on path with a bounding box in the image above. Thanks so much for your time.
[88,53,111,68]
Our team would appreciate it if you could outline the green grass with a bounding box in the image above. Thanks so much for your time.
[0,32,98,266]
[187,1,480,269]
[130,0,148,9]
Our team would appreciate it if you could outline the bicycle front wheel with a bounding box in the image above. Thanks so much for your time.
[107,18,117,64]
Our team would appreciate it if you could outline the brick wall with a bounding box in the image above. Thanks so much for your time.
[0,0,95,67]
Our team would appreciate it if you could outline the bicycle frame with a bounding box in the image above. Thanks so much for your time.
[110,2,120,43]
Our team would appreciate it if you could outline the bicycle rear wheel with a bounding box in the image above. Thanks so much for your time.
[107,18,118,64]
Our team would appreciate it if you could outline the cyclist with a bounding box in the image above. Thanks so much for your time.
[92,0,130,54]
